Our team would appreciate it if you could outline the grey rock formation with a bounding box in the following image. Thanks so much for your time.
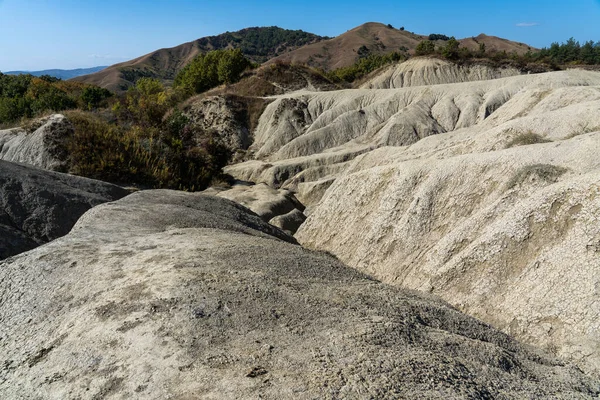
[269,208,306,235]
[296,110,600,375]
[0,160,129,259]
[226,70,600,208]
[360,58,522,89]
[214,183,306,229]
[0,114,73,172]
[221,67,600,375]
[184,95,253,153]
[0,190,597,398]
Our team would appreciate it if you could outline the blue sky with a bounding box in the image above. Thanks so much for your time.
[0,0,598,71]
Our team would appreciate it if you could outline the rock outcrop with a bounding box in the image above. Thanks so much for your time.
[226,69,600,208]
[1,190,598,398]
[360,58,522,89]
[183,95,254,154]
[0,114,73,172]
[0,160,129,260]
[293,70,600,374]
[209,183,306,235]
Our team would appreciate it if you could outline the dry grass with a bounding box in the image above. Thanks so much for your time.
[506,164,567,189]
[566,122,600,139]
[505,131,551,148]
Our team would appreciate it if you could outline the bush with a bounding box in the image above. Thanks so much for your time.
[441,37,461,60]
[81,86,112,110]
[415,41,436,56]
[174,49,251,94]
[112,78,182,128]
[65,108,231,191]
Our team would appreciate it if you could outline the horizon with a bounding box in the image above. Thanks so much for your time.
[0,0,599,71]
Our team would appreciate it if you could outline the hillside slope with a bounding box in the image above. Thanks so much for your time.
[74,27,327,92]
[1,190,597,398]
[223,68,600,375]
[268,22,534,71]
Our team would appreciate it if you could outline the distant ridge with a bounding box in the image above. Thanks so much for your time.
[74,26,328,92]
[75,23,536,93]
[268,22,535,70]
[4,66,107,80]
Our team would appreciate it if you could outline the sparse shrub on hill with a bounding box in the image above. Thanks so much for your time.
[506,164,567,189]
[441,37,461,60]
[66,107,230,191]
[415,40,436,56]
[505,131,551,148]
[327,51,406,83]
[174,49,252,95]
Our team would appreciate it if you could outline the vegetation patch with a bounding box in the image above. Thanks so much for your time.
[174,49,252,95]
[197,27,329,63]
[505,132,551,148]
[326,51,407,83]
[412,37,600,70]
[0,73,112,124]
[64,77,230,190]
[506,164,567,189]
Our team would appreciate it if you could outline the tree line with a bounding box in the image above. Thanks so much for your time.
[413,36,600,66]
[0,74,112,124]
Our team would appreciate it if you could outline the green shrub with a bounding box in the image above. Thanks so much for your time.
[81,86,112,110]
[174,49,251,94]
[65,109,231,191]
[429,34,451,41]
[415,40,436,56]
[327,51,406,83]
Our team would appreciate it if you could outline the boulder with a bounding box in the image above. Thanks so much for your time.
[215,183,305,223]
[0,114,73,172]
[0,160,129,259]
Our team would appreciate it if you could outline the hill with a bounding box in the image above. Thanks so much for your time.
[4,66,107,80]
[74,27,328,92]
[223,66,600,374]
[268,22,534,71]
[1,189,597,398]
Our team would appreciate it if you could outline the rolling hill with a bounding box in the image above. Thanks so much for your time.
[75,23,536,93]
[74,27,328,92]
[4,66,107,80]
[268,22,535,70]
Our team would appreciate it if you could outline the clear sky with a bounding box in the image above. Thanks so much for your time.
[0,0,599,71]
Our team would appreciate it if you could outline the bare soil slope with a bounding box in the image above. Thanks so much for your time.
[223,68,600,375]
[360,57,522,89]
[1,190,597,398]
